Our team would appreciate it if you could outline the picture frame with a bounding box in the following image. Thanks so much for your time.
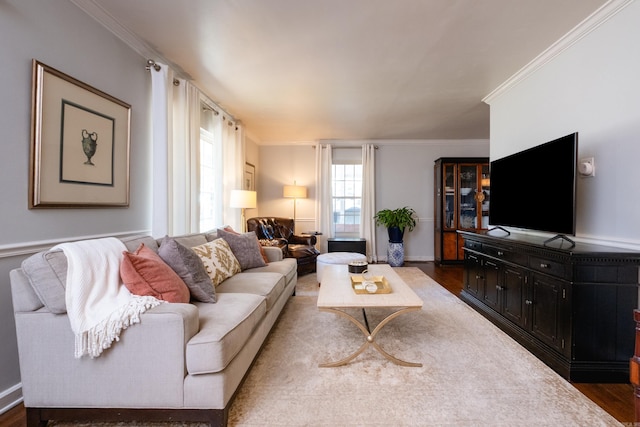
[29,60,131,208]
[244,162,256,191]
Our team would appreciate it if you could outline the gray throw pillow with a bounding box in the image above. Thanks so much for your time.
[158,236,217,303]
[217,229,267,270]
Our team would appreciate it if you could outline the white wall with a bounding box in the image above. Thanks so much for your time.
[0,0,151,411]
[486,0,640,247]
[258,140,489,260]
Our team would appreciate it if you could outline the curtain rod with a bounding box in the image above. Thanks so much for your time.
[314,145,378,149]
[145,59,179,85]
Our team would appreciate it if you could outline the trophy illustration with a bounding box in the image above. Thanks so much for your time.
[81,129,98,165]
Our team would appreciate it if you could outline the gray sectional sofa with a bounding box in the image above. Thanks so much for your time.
[10,230,298,426]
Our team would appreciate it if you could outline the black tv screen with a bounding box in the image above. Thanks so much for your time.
[489,132,578,236]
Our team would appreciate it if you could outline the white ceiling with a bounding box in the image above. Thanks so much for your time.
[74,0,608,143]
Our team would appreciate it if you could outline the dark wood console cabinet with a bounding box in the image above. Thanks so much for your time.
[459,230,640,382]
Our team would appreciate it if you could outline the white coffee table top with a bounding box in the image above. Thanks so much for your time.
[317,264,423,309]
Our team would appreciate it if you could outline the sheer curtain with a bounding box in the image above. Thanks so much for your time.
[152,63,242,236]
[361,144,377,262]
[221,118,244,231]
[315,143,333,253]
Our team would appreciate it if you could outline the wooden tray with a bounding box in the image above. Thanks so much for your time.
[350,275,392,294]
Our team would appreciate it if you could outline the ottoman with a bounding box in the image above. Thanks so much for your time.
[316,252,367,283]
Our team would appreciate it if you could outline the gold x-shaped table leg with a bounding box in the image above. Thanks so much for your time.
[319,307,422,367]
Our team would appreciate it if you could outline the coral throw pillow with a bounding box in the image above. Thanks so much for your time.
[192,238,241,286]
[120,243,190,303]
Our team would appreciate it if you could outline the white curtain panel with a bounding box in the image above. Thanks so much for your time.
[221,119,244,231]
[201,109,224,229]
[150,62,173,237]
[170,79,201,235]
[315,144,333,253]
[361,144,377,263]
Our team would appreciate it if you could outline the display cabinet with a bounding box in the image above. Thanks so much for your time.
[434,157,489,264]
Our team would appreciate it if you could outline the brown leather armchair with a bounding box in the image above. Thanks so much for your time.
[247,217,319,275]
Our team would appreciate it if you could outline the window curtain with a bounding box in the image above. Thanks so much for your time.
[170,78,201,235]
[201,108,223,229]
[150,62,172,237]
[315,143,333,253]
[222,119,244,231]
[361,144,377,262]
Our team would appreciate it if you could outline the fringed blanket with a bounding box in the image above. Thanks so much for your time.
[54,237,163,358]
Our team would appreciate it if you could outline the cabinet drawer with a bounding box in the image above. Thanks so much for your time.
[483,244,527,265]
[464,239,482,252]
[529,255,567,279]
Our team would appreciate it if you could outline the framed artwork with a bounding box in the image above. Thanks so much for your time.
[29,60,131,208]
[244,162,256,191]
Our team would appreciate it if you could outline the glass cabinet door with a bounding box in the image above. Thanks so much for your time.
[444,164,455,229]
[459,165,478,229]
[480,165,490,229]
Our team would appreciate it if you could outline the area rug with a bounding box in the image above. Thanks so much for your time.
[51,268,622,426]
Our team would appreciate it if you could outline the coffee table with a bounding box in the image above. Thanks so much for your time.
[317,264,423,367]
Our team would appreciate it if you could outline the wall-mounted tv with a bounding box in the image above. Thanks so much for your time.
[489,132,578,237]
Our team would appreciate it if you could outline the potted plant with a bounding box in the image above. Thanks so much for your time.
[374,206,417,243]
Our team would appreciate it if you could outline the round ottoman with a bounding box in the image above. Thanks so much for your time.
[316,252,367,283]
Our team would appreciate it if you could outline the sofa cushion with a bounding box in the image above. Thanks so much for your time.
[191,239,241,286]
[158,236,216,303]
[20,249,68,314]
[244,258,297,285]
[120,243,191,303]
[172,233,208,249]
[217,228,267,270]
[187,293,267,374]
[216,272,285,311]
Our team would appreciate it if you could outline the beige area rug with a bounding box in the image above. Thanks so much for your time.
[51,268,622,426]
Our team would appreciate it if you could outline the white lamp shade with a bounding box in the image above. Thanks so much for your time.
[283,185,307,199]
[229,190,257,209]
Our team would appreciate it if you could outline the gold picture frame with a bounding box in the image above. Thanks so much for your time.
[29,60,131,208]
[244,162,255,191]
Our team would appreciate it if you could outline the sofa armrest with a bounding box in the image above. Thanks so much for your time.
[288,234,317,246]
[262,246,283,262]
[14,303,200,408]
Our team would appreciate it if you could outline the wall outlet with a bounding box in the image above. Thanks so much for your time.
[578,157,595,177]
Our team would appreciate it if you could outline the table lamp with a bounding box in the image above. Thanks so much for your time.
[230,190,257,232]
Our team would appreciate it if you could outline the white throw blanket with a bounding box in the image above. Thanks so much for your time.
[54,237,163,358]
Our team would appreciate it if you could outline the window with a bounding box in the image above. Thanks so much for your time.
[332,163,362,236]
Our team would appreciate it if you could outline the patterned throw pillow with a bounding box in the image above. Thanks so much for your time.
[191,239,241,286]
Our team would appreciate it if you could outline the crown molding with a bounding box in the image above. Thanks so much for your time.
[483,0,635,104]
[69,0,159,59]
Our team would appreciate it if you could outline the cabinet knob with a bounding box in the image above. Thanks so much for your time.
[496,285,504,291]
[540,263,550,269]
[475,275,483,280]
[497,251,504,256]
[525,299,533,305]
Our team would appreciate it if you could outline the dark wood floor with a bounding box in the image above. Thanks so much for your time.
[0,262,635,426]
[407,261,635,425]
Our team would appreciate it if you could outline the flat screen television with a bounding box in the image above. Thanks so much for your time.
[489,132,578,237]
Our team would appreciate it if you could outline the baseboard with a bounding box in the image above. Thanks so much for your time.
[0,383,22,415]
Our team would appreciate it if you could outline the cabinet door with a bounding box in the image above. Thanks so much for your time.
[482,259,501,312]
[443,163,456,229]
[502,265,525,327]
[464,252,483,298]
[529,273,568,354]
[458,165,478,229]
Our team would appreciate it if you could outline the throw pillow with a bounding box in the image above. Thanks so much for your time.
[191,238,241,286]
[158,236,216,303]
[217,228,267,270]
[222,227,269,264]
[120,243,190,303]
